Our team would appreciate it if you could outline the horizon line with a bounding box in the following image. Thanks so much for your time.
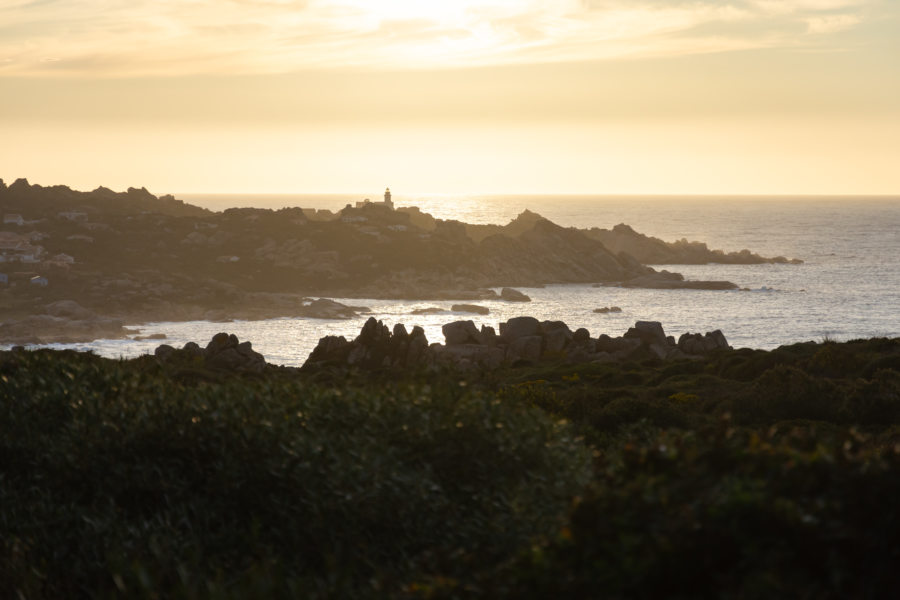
[176,191,900,198]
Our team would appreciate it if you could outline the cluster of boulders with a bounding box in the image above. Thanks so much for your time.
[303,316,731,371]
[155,332,266,373]
[305,318,430,370]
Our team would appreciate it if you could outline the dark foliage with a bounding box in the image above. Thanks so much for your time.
[0,350,588,598]
[2,335,900,598]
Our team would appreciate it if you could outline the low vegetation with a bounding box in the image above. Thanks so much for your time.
[2,337,900,597]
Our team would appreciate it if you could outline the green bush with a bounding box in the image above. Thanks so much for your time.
[437,423,900,599]
[0,351,590,598]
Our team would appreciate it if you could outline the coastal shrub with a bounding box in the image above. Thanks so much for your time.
[806,342,865,378]
[425,423,900,599]
[737,364,843,424]
[844,368,900,425]
[0,350,591,598]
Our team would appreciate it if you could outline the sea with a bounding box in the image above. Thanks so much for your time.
[17,194,900,366]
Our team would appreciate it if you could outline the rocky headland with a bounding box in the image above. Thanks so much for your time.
[0,179,801,343]
[583,223,804,265]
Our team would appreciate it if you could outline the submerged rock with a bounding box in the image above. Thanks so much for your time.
[451,303,490,315]
[411,307,446,315]
[594,306,622,314]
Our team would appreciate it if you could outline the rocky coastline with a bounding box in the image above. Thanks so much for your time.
[0,178,802,344]
[302,316,730,372]
[142,316,730,375]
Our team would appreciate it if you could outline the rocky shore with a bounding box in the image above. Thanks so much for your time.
[0,178,801,344]
[301,316,730,372]
[141,316,731,375]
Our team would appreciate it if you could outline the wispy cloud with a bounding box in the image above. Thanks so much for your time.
[0,0,879,76]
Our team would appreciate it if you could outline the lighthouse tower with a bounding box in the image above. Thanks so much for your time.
[383,187,393,209]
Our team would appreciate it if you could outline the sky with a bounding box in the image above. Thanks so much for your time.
[1,0,898,195]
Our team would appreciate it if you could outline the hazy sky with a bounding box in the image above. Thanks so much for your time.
[1,0,898,194]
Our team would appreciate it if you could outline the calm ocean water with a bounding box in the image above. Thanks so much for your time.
[23,195,900,366]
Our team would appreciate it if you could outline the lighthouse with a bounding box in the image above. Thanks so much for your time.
[383,187,393,209]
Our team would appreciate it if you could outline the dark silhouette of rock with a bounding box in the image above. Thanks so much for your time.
[431,344,505,370]
[304,317,430,370]
[306,335,351,364]
[594,306,622,314]
[301,298,369,319]
[614,272,738,290]
[507,336,544,363]
[154,344,176,360]
[583,222,803,265]
[624,321,668,346]
[406,326,429,364]
[182,341,204,359]
[678,330,731,354]
[572,328,591,345]
[451,304,490,315]
[500,287,531,302]
[153,333,266,373]
[204,333,266,373]
[540,321,573,354]
[500,316,541,341]
[302,316,730,371]
[480,325,498,346]
[443,320,482,345]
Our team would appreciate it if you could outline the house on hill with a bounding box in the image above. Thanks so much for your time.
[30,275,48,286]
[3,214,24,226]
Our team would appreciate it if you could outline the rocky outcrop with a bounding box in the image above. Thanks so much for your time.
[677,330,730,355]
[464,209,546,243]
[302,317,731,372]
[594,306,622,313]
[583,223,803,265]
[599,270,739,290]
[154,332,266,373]
[304,318,430,370]
[500,287,531,302]
[451,304,490,315]
[299,298,369,319]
